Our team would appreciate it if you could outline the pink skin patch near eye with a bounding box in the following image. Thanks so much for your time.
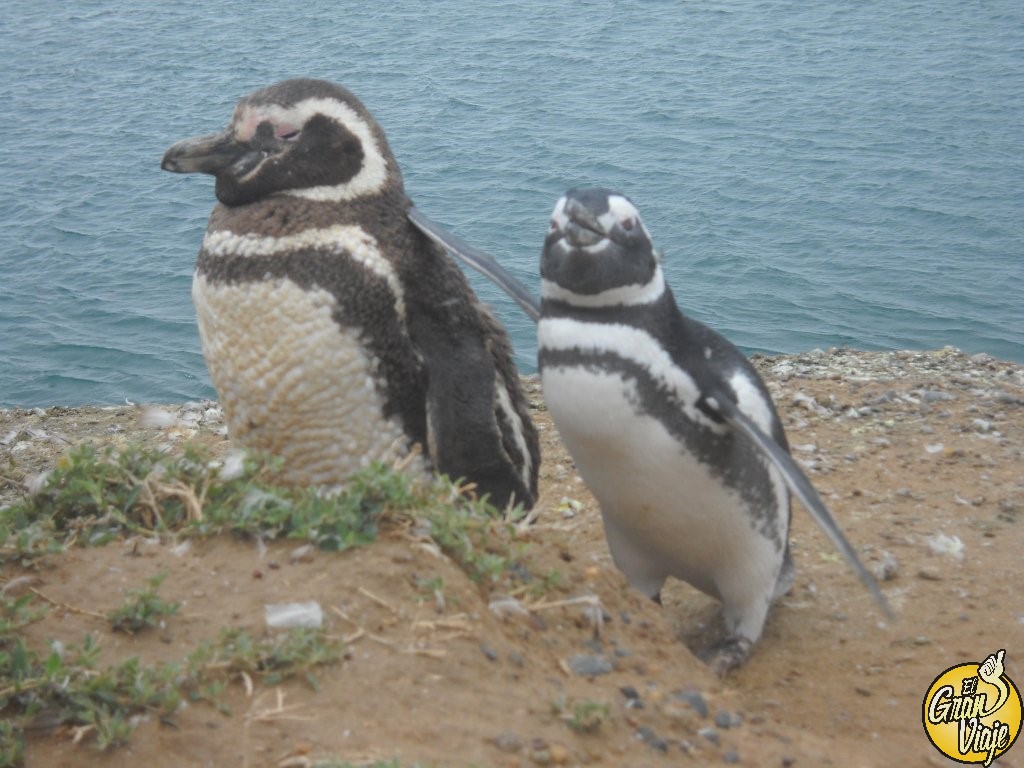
[276,123,300,140]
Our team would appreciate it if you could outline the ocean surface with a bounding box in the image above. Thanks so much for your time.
[1,1,1021,407]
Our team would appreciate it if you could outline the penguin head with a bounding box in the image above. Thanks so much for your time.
[161,78,399,206]
[541,188,660,303]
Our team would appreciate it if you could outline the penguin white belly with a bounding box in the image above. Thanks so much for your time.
[193,274,422,486]
[542,366,782,605]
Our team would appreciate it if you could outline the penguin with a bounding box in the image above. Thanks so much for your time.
[531,187,889,673]
[160,78,539,509]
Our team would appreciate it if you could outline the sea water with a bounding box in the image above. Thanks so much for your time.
[1,1,1021,407]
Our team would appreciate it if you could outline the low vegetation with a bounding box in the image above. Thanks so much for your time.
[0,442,530,763]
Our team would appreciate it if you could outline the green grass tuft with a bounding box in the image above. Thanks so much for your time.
[106,572,180,634]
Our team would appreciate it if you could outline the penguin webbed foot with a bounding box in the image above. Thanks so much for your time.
[700,636,754,677]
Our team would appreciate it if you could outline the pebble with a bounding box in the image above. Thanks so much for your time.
[492,731,523,753]
[289,544,315,563]
[874,551,899,581]
[920,390,956,402]
[715,711,743,729]
[620,685,643,708]
[529,738,551,765]
[673,689,710,718]
[917,566,943,581]
[549,743,570,764]
[698,726,720,745]
[480,645,498,662]
[566,654,613,677]
[635,726,668,752]
[723,750,742,764]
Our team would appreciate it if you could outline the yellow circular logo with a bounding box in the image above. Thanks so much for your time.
[923,649,1022,766]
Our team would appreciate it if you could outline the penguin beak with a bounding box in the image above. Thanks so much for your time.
[161,131,264,178]
[562,198,606,248]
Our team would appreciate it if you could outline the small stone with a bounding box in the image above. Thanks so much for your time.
[920,390,956,402]
[698,726,720,745]
[673,689,710,718]
[917,567,943,581]
[530,738,551,765]
[970,352,995,365]
[508,651,525,667]
[723,750,742,764]
[874,551,899,581]
[492,731,523,753]
[480,645,498,662]
[566,654,613,677]
[289,544,315,563]
[549,743,570,764]
[972,418,992,432]
[635,727,668,752]
[715,710,742,729]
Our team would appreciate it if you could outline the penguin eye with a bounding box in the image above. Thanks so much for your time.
[276,123,301,141]
[621,217,635,231]
[549,219,557,231]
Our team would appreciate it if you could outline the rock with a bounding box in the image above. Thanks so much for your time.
[927,533,964,560]
[635,726,668,752]
[566,654,613,677]
[549,743,570,764]
[698,726,720,745]
[673,689,710,718]
[723,750,742,764]
[492,731,523,753]
[874,551,899,581]
[715,711,743,729]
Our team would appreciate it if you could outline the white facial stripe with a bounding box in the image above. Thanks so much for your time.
[597,194,639,232]
[202,225,405,318]
[549,196,569,228]
[540,266,665,308]
[237,97,389,201]
[538,317,722,430]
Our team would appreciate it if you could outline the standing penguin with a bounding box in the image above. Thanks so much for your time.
[536,188,889,673]
[161,78,538,509]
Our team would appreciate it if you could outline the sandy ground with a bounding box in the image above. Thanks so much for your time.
[1,347,1023,767]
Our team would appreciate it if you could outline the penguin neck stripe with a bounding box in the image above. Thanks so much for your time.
[538,316,721,431]
[540,268,665,308]
[202,225,406,318]
[247,97,388,202]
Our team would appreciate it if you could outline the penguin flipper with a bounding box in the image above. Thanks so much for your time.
[708,390,893,619]
[407,206,541,321]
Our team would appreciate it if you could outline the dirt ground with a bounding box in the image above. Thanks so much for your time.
[2,347,1022,767]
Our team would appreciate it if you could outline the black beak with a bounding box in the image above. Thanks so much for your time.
[562,196,606,247]
[161,130,263,177]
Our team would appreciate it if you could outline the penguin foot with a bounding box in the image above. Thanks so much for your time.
[700,636,753,677]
